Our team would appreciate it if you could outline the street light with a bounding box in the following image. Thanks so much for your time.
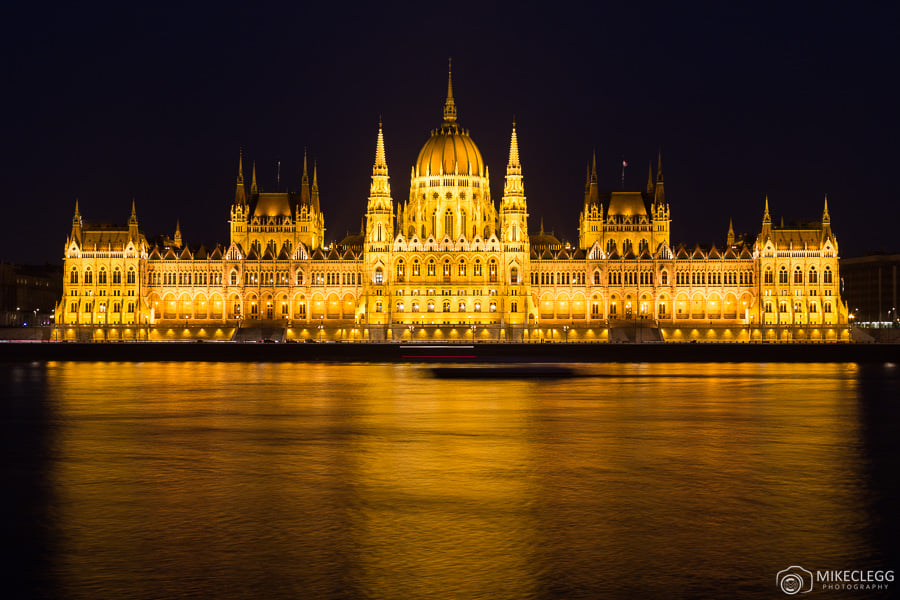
[471,324,476,344]
[318,315,324,341]
[563,324,569,343]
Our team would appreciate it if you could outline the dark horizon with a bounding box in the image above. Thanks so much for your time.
[4,3,898,265]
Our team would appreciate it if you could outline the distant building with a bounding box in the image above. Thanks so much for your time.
[0,263,62,327]
[840,253,900,326]
[55,69,849,342]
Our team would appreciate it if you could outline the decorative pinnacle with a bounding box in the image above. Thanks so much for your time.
[591,151,597,182]
[237,151,244,184]
[647,162,654,194]
[443,58,457,124]
[374,121,387,170]
[507,122,520,168]
[763,195,771,223]
[250,161,257,193]
[823,194,830,221]
[312,161,318,189]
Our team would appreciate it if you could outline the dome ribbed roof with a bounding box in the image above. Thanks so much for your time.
[416,125,484,176]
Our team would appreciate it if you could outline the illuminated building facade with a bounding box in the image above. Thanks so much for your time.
[57,71,849,342]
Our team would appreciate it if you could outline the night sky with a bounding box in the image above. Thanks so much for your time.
[4,3,898,265]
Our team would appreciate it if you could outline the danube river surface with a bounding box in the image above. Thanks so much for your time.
[2,361,898,599]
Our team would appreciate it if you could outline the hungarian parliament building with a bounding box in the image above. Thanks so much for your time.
[57,73,848,342]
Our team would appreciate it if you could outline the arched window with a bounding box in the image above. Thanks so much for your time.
[824,267,833,284]
[488,259,498,282]
[84,267,93,284]
[443,300,450,312]
[127,268,135,284]
[458,260,467,276]
[231,270,238,285]
[70,268,78,284]
[593,270,601,285]
[661,270,668,285]
[443,260,451,278]
[794,266,803,284]
[376,224,383,242]
[444,209,453,237]
[112,268,121,284]
[510,267,519,284]
[779,267,788,284]
[460,211,467,238]
[396,260,405,281]
[427,259,436,276]
[427,300,435,312]
[374,267,383,284]
[458,301,466,312]
[765,268,773,284]
[809,267,818,284]
[396,301,404,313]
[412,260,420,277]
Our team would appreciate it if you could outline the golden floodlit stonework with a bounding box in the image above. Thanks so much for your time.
[57,70,849,342]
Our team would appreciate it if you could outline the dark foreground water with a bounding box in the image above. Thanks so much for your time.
[2,362,898,599]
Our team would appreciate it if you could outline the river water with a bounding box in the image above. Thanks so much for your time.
[2,361,898,599]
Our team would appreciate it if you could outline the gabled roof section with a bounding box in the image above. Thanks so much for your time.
[208,246,223,260]
[277,246,291,260]
[179,246,193,260]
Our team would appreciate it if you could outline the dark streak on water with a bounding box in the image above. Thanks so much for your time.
[1,362,898,599]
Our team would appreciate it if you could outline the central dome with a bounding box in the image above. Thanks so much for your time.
[416,124,484,176]
[414,66,484,177]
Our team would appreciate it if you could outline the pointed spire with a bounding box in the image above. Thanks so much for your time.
[647,162,655,195]
[727,218,735,246]
[763,195,771,224]
[311,161,320,213]
[234,151,247,205]
[250,161,258,195]
[301,148,311,206]
[302,148,309,184]
[653,150,666,207]
[443,58,457,124]
[591,151,598,183]
[374,119,388,173]
[540,218,544,234]
[129,198,138,225]
[507,122,520,169]
[822,194,830,223]
[73,198,81,220]
[173,219,182,248]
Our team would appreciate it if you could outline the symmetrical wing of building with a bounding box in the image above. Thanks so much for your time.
[57,72,849,342]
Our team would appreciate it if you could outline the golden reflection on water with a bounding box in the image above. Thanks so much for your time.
[40,362,873,599]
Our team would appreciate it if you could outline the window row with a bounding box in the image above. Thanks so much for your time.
[70,267,136,285]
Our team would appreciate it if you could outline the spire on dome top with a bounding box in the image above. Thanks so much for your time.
[763,195,771,224]
[443,58,457,124]
[822,194,830,223]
